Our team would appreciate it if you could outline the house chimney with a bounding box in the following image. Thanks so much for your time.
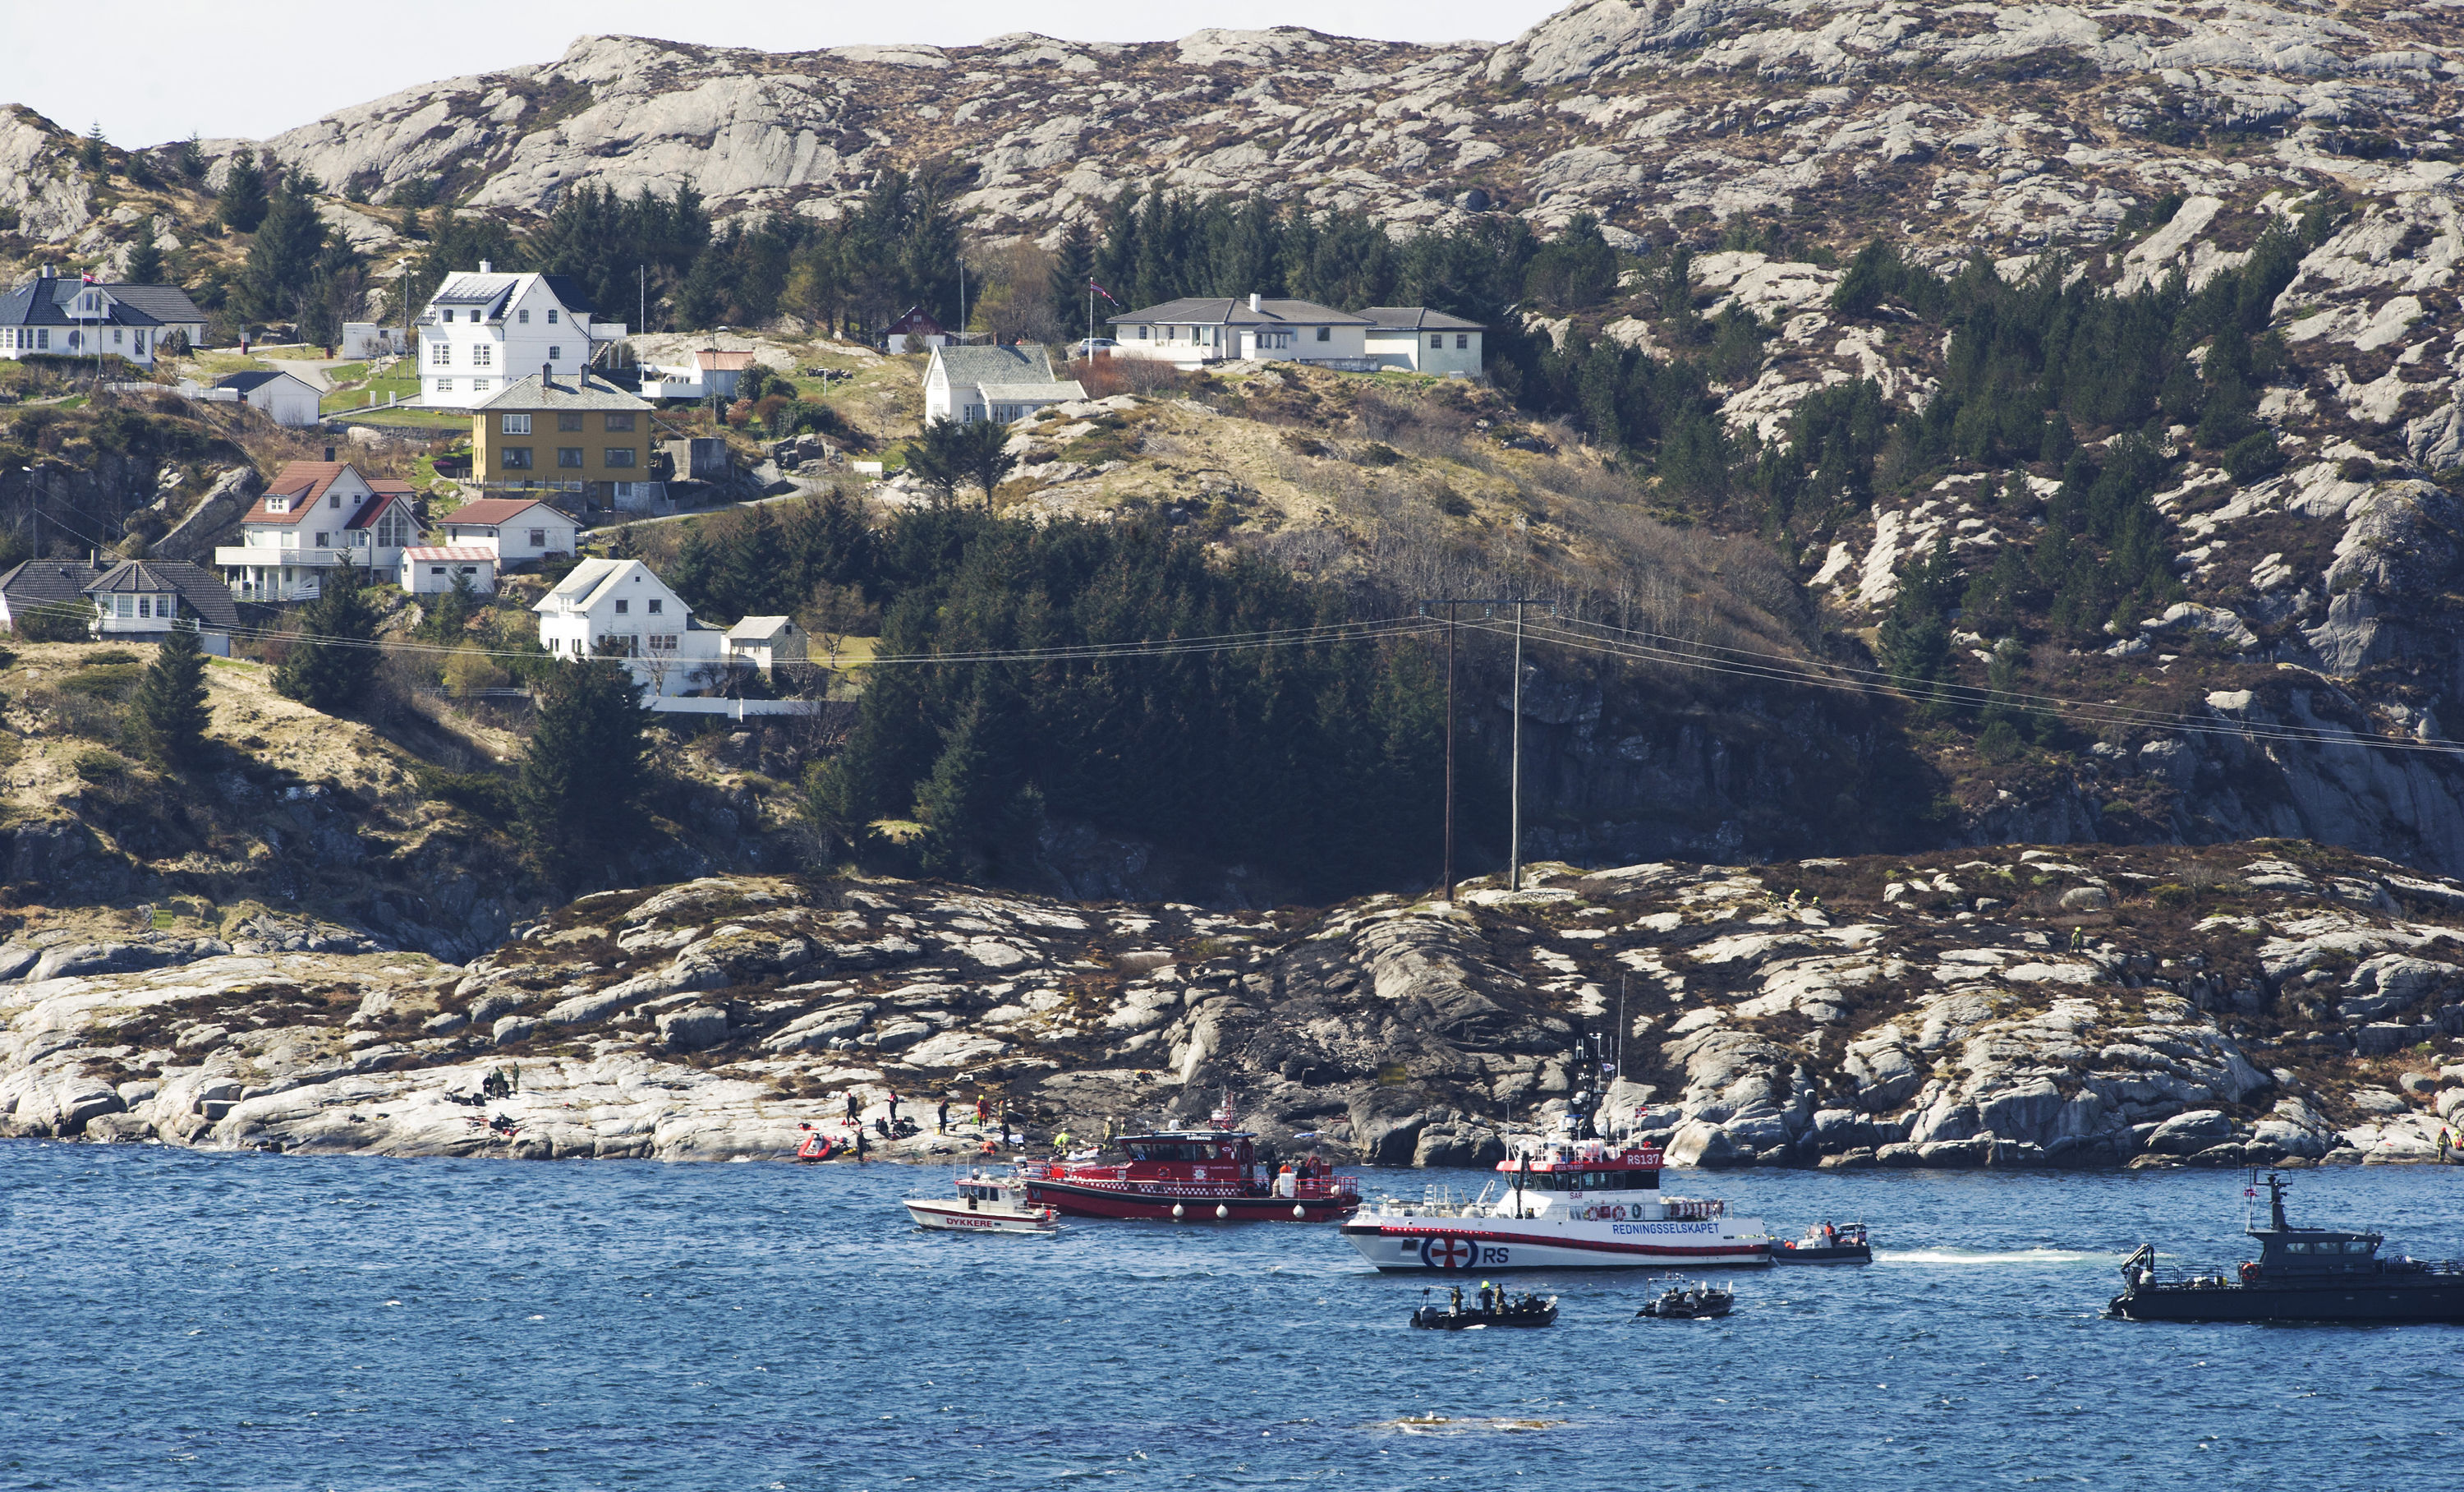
[542,361,554,386]
[1248,292,1262,313]
[479,259,492,274]
[40,264,54,279]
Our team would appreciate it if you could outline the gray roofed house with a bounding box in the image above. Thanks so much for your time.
[1105,292,1383,370]
[476,371,655,412]
[83,559,240,648]
[416,263,623,412]
[1360,307,1486,331]
[0,267,202,368]
[0,560,103,635]
[1360,306,1488,379]
[922,343,1087,426]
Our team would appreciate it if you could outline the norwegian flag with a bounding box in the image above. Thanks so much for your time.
[1088,279,1119,305]
[80,269,96,283]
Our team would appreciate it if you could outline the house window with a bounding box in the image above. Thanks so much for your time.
[1432,334,1444,348]
[137,596,151,618]
[650,634,677,652]
[604,412,635,432]
[474,380,492,390]
[37,330,49,349]
[547,310,559,325]
[1457,334,1469,349]
[435,379,453,391]
[430,341,449,365]
[315,532,329,546]
[558,412,583,431]
[549,346,561,361]
[1136,325,1148,340]
[558,447,582,468]
[604,448,636,467]
[528,529,547,546]
[1316,326,1331,342]
[518,310,530,324]
[134,331,146,353]
[614,599,629,615]
[430,567,446,577]
[647,599,663,615]
[500,447,533,470]
[113,329,124,346]
[503,415,531,435]
[330,491,342,508]
[472,343,493,367]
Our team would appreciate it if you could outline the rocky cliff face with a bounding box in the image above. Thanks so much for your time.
[9,849,2459,1171]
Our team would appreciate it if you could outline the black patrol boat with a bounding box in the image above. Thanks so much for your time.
[2108,1172,2464,1324]
[1409,1284,1559,1329]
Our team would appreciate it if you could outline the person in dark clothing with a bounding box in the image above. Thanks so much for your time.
[844,1091,858,1123]
[854,1127,867,1165]
[888,1089,900,1126]
[937,1098,950,1135]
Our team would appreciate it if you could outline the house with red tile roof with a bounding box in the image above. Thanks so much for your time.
[214,458,422,602]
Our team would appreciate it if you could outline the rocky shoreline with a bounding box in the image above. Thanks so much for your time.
[5,844,2464,1172]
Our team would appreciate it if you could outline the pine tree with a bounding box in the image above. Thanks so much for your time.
[175,133,205,184]
[81,122,107,175]
[131,620,211,768]
[274,564,377,712]
[518,658,654,881]
[1048,221,1096,341]
[124,218,163,285]
[241,173,329,323]
[217,147,269,233]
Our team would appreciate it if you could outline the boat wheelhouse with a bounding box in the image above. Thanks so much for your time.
[2108,1172,2464,1323]
[1340,1136,1772,1270]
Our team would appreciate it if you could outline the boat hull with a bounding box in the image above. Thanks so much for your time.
[1342,1216,1772,1271]
[903,1200,1057,1235]
[2108,1281,2464,1323]
[1025,1177,1356,1223]
[1773,1244,1872,1265]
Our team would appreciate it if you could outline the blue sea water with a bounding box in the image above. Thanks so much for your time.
[4,1143,2462,1490]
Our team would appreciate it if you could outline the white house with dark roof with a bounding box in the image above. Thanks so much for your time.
[416,264,626,409]
[723,615,806,675]
[1361,307,1486,377]
[215,458,421,601]
[0,559,103,635]
[922,343,1085,425]
[0,268,210,367]
[1106,294,1376,370]
[84,560,239,652]
[214,369,323,426]
[534,557,723,695]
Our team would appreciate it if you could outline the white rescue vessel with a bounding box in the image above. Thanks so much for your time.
[1340,1137,1771,1271]
[904,1169,1060,1235]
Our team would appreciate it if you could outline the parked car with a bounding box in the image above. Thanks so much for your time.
[1071,338,1119,358]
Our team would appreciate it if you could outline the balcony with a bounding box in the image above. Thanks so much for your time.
[214,546,357,569]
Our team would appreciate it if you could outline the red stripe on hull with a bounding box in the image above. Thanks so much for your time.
[1027,1179,1357,1222]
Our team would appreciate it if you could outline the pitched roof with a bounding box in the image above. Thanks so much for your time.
[696,349,758,371]
[0,560,103,612]
[99,284,209,325]
[931,343,1062,388]
[0,279,163,329]
[535,557,686,615]
[886,306,945,334]
[444,496,572,526]
[425,270,595,319]
[727,615,796,640]
[1106,297,1372,328]
[475,373,651,412]
[1361,306,1486,331]
[402,546,497,563]
[84,560,240,629]
[345,490,415,531]
[218,369,317,394]
[246,461,369,527]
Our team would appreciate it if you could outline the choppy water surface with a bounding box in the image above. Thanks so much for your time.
[5,1144,2462,1490]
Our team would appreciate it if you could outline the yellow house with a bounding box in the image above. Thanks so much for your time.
[471,371,658,513]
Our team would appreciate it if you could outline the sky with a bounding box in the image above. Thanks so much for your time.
[2,0,1570,150]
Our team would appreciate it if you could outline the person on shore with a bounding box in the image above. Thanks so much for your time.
[937,1098,950,1135]
[1055,1128,1073,1156]
[976,1096,990,1128]
[1000,1106,1013,1147]
[854,1127,867,1165]
[887,1089,900,1126]
[844,1091,858,1124]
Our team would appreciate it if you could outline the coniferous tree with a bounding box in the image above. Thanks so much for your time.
[124,218,163,285]
[274,564,377,712]
[217,147,269,233]
[518,659,654,880]
[175,133,206,184]
[81,122,107,175]
[241,173,330,324]
[131,620,211,768]
[1048,221,1096,339]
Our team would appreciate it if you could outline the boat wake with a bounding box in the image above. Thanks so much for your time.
[1368,1416,1569,1436]
[1878,1248,2122,1266]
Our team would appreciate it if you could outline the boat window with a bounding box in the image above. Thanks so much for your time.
[2345,1240,2374,1254]
[2285,1241,2311,1254]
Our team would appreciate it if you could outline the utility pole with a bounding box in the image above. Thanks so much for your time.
[1421,595,1547,898]
[639,265,646,341]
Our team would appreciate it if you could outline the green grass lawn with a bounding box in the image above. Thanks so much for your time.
[334,405,470,431]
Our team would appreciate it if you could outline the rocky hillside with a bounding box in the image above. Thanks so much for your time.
[9,848,2461,1170]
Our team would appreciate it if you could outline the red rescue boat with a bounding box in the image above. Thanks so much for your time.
[1022,1108,1359,1222]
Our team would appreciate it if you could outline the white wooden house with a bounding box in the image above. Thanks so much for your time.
[416,264,624,409]
[1362,308,1486,377]
[214,459,421,602]
[0,267,209,367]
[922,343,1084,426]
[399,546,498,596]
[83,560,238,652]
[437,496,581,565]
[1106,294,1374,370]
[534,558,723,696]
[724,615,806,674]
[215,370,324,427]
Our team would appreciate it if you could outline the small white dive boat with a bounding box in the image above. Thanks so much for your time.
[905,1169,1060,1235]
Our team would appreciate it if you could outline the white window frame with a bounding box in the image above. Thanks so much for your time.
[502,414,531,435]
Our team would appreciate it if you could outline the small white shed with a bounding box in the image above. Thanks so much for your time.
[724,615,807,673]
[216,369,324,427]
[399,546,499,596]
